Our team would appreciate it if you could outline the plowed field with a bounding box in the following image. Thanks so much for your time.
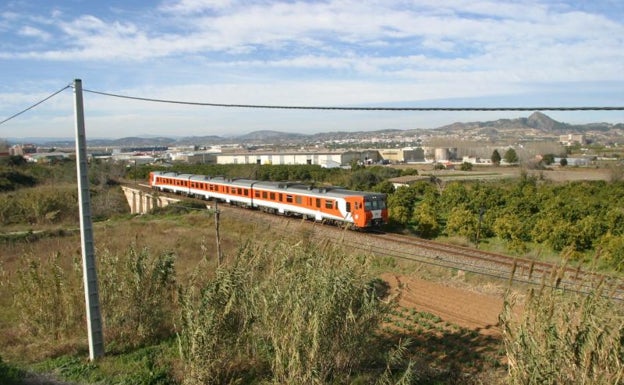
[382,273,504,336]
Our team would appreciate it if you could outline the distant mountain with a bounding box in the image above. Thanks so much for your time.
[435,111,621,135]
[5,112,622,147]
[236,130,307,142]
[524,112,569,131]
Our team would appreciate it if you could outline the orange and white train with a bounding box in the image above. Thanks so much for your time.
[149,171,387,229]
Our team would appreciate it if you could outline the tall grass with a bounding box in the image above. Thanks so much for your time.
[6,245,178,356]
[98,245,177,351]
[12,253,84,341]
[500,279,624,385]
[176,240,410,385]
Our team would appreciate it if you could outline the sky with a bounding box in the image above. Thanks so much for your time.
[1,0,623,139]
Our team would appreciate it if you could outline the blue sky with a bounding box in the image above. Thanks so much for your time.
[1,0,623,139]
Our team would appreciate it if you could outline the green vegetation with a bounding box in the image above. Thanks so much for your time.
[460,162,473,171]
[0,160,128,229]
[1,227,419,384]
[177,241,408,385]
[0,356,23,385]
[386,175,624,271]
[491,150,502,165]
[2,161,624,384]
[503,148,519,164]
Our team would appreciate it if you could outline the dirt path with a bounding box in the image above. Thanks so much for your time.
[381,273,505,336]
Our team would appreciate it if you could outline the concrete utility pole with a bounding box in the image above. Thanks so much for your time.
[74,79,105,360]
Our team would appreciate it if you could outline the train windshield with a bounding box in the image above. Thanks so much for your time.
[364,197,387,210]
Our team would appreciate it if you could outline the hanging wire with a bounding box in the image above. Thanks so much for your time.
[2,82,624,129]
[0,84,72,126]
[82,87,624,111]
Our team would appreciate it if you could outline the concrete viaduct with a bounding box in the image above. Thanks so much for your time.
[120,185,180,214]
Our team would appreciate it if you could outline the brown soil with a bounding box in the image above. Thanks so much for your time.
[381,272,504,336]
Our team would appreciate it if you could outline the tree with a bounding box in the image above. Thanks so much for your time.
[412,201,439,238]
[504,148,519,164]
[599,233,624,271]
[387,186,419,225]
[446,206,478,241]
[560,158,568,167]
[541,153,555,165]
[493,213,527,253]
[460,162,473,171]
[372,180,395,194]
[7,155,27,167]
[491,150,502,165]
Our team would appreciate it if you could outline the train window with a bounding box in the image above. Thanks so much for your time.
[365,201,372,210]
[286,195,293,203]
[325,200,333,209]
[244,189,248,195]
[295,196,302,204]
[279,193,283,201]
[262,191,268,199]
[316,198,321,208]
[255,191,260,198]
[346,202,351,212]
[270,192,275,200]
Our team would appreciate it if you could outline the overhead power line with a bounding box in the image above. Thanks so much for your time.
[0,84,72,126]
[82,87,624,112]
[2,82,624,129]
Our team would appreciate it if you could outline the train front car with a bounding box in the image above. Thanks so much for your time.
[349,193,387,229]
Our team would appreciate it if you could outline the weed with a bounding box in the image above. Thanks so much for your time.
[0,355,23,384]
[176,240,414,385]
[500,281,624,384]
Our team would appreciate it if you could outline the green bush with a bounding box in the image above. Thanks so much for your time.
[0,185,78,225]
[0,355,24,385]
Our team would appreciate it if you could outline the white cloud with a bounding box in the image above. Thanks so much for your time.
[18,25,51,40]
[0,0,623,138]
[159,0,234,14]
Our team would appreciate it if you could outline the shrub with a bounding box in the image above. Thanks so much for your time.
[0,355,24,384]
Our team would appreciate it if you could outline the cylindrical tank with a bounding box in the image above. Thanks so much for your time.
[434,148,449,162]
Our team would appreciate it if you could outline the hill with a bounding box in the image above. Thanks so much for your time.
[6,112,623,147]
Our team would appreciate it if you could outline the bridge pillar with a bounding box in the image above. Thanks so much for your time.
[121,186,181,215]
[131,191,137,214]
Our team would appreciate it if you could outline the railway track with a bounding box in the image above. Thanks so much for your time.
[129,183,624,301]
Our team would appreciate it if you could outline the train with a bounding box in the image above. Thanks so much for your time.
[149,171,388,229]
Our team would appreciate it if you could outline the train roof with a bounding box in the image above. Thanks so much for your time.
[151,171,385,199]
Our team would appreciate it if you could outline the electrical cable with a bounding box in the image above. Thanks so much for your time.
[81,87,624,111]
[0,84,72,126]
[2,83,623,128]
